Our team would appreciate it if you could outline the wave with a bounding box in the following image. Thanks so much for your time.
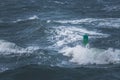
[0,64,120,80]
[53,18,120,28]
[0,40,41,72]
[60,45,120,65]
[103,4,120,12]
[0,15,39,24]
[13,15,39,23]
[54,18,98,24]
[0,39,68,72]
[0,40,39,55]
[48,25,120,65]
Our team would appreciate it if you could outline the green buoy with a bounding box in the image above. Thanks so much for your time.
[83,34,89,46]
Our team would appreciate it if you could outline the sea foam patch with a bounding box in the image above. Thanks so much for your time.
[60,45,120,65]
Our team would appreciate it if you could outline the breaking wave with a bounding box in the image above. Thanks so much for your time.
[60,45,120,65]
[0,40,39,55]
[48,24,120,65]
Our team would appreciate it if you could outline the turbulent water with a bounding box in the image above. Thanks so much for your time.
[0,0,120,80]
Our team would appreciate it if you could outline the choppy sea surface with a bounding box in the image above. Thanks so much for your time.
[0,0,120,80]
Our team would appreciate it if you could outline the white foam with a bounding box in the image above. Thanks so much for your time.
[97,18,120,28]
[54,18,120,28]
[60,45,120,65]
[13,15,39,23]
[54,18,97,24]
[0,40,39,55]
[54,1,64,4]
[46,20,51,23]
[28,15,39,20]
[49,26,108,47]
[0,66,8,73]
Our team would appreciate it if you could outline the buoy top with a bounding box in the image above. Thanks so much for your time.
[83,34,89,46]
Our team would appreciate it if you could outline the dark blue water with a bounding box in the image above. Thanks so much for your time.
[0,0,120,80]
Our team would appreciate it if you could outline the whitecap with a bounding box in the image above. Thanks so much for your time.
[54,18,120,29]
[0,40,39,55]
[13,15,39,23]
[60,45,120,65]
[28,15,39,20]
[54,18,98,24]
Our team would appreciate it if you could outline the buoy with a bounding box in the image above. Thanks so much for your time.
[83,34,89,46]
